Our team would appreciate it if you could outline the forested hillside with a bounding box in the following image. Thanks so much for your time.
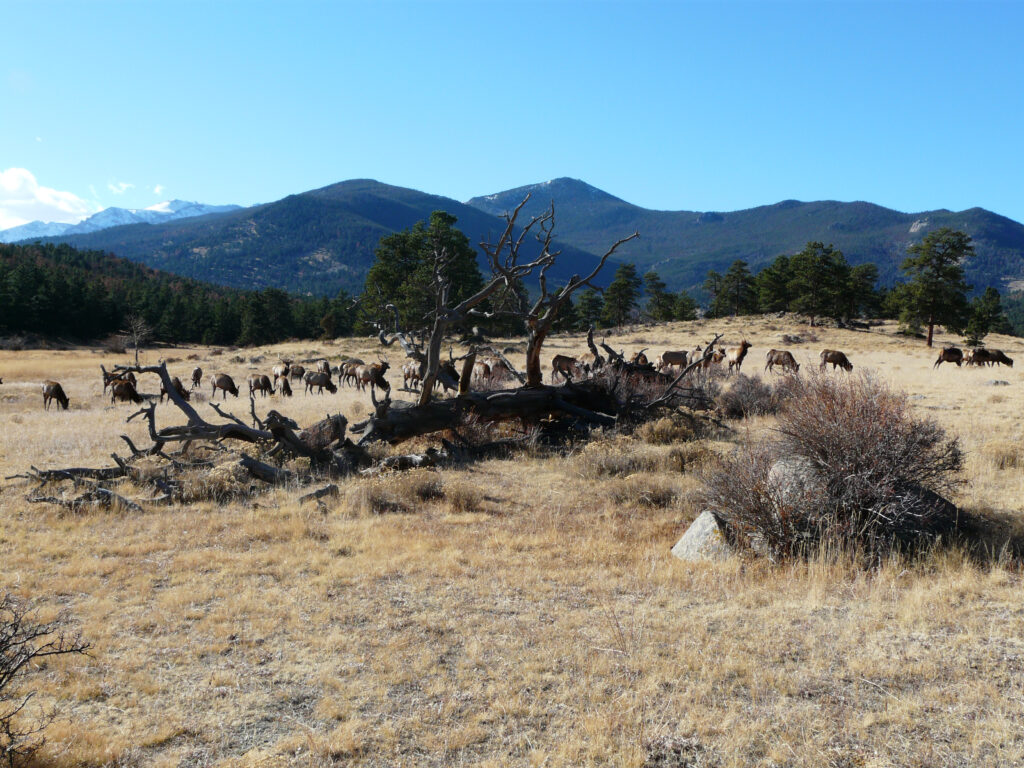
[0,243,351,346]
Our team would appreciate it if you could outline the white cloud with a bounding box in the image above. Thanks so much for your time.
[108,181,134,195]
[153,184,165,196]
[0,168,98,229]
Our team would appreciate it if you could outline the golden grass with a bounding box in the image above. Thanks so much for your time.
[1,318,1023,766]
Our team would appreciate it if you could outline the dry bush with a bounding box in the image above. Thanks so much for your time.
[1,594,89,767]
[714,374,774,419]
[634,415,694,445]
[606,474,679,508]
[982,441,1023,470]
[701,372,964,561]
[444,479,483,513]
[572,437,665,478]
[102,335,126,355]
[662,442,716,473]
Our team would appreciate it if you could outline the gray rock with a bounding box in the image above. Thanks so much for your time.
[767,455,821,508]
[986,380,1010,386]
[671,510,735,562]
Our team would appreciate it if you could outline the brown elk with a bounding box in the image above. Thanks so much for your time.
[435,361,459,393]
[551,354,587,383]
[289,364,306,381]
[249,374,273,398]
[160,376,190,402]
[354,360,390,393]
[210,373,240,399]
[402,362,422,391]
[110,379,143,404]
[190,366,203,390]
[340,359,364,388]
[472,360,492,385]
[765,349,800,374]
[933,347,963,369]
[272,361,291,384]
[278,377,293,397]
[101,365,136,393]
[819,349,853,372]
[657,350,688,372]
[304,370,338,395]
[968,348,1013,367]
[42,380,69,410]
[315,359,332,378]
[630,349,649,366]
[726,340,752,373]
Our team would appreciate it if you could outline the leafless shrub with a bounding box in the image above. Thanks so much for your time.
[714,374,774,419]
[1,594,89,767]
[701,372,964,561]
[573,438,664,478]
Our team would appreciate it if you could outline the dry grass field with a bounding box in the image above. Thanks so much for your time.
[2,316,1024,767]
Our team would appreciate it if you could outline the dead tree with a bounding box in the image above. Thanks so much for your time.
[473,198,638,388]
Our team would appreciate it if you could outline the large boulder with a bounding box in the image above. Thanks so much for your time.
[671,510,735,562]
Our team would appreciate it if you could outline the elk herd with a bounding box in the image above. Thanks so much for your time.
[9,336,1018,413]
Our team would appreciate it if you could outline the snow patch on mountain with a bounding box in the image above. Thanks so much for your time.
[0,200,242,242]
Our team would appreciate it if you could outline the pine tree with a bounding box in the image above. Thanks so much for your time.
[898,228,973,347]
[576,289,605,329]
[601,263,643,326]
[964,287,1010,346]
[643,270,677,321]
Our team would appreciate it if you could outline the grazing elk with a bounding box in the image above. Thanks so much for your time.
[190,366,203,390]
[278,376,293,397]
[968,348,1013,367]
[354,360,390,393]
[726,340,753,373]
[765,349,800,374]
[160,376,190,402]
[304,370,338,395]
[819,349,853,372]
[110,379,143,404]
[249,374,273,398]
[658,350,688,373]
[933,346,963,369]
[551,354,587,383]
[289,364,306,381]
[101,366,136,393]
[272,361,291,385]
[42,380,69,410]
[210,373,240,399]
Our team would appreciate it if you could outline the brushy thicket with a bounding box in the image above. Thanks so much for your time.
[701,372,964,561]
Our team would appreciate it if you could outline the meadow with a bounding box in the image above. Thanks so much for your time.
[2,315,1023,767]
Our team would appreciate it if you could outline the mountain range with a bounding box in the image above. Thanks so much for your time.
[9,178,1024,298]
[0,200,241,243]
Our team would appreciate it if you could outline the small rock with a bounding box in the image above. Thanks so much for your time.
[671,510,734,562]
[909,394,926,400]
[986,380,1010,386]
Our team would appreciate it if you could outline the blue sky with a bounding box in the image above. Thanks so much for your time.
[2,0,1022,229]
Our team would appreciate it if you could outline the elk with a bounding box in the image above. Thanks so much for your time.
[550,354,587,383]
[699,348,726,369]
[726,340,752,373]
[968,348,1013,367]
[340,360,363,388]
[272,361,291,384]
[402,362,422,391]
[355,360,390,393]
[630,349,649,366]
[303,370,338,395]
[278,377,293,397]
[315,359,332,377]
[110,379,143,404]
[190,366,203,390]
[472,360,492,385]
[160,376,191,402]
[819,349,853,372]
[933,346,963,369]
[249,374,273,398]
[765,349,800,374]
[210,373,240,399]
[42,380,69,410]
[101,366,136,393]
[657,350,688,372]
[289,364,307,381]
